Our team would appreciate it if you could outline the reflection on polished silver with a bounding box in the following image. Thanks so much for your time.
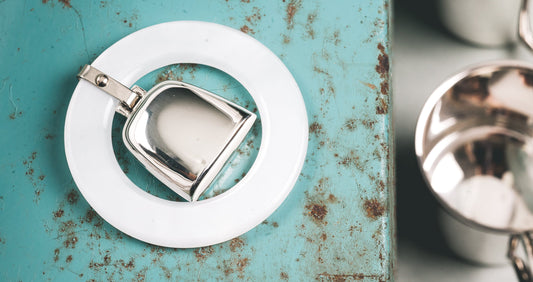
[520,0,533,52]
[416,62,533,233]
[416,61,533,281]
[77,64,256,202]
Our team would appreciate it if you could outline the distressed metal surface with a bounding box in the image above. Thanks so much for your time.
[0,0,394,281]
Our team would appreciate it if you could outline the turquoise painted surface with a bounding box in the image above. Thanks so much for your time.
[0,0,394,281]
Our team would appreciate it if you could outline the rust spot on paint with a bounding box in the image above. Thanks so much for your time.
[309,122,323,137]
[38,174,45,181]
[156,69,175,83]
[53,209,64,218]
[236,258,249,272]
[305,204,328,222]
[245,7,262,24]
[121,258,135,270]
[89,254,112,271]
[349,225,362,236]
[364,199,385,219]
[338,151,364,171]
[280,272,289,280]
[361,82,377,90]
[380,81,388,95]
[313,66,330,76]
[320,233,327,241]
[305,12,317,39]
[282,34,291,44]
[57,219,79,249]
[9,111,23,120]
[304,177,340,227]
[23,152,39,187]
[67,189,79,205]
[136,271,146,281]
[285,0,301,29]
[89,251,136,270]
[328,194,337,203]
[58,0,72,8]
[221,256,251,278]
[223,264,234,276]
[313,66,336,97]
[344,119,357,131]
[64,237,79,250]
[376,43,389,101]
[103,254,112,265]
[155,64,199,84]
[194,246,214,261]
[241,0,250,2]
[378,180,385,192]
[240,25,255,34]
[376,46,389,79]
[376,96,388,114]
[85,208,97,223]
[53,248,60,262]
[316,272,384,281]
[120,14,138,28]
[362,120,375,129]
[229,237,245,252]
[63,236,78,249]
[66,255,73,263]
[272,222,279,228]
[332,30,341,46]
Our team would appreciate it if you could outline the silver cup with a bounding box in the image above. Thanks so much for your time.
[439,0,533,49]
[416,61,533,281]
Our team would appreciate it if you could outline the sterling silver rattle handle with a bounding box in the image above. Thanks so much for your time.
[509,233,533,282]
[77,65,146,117]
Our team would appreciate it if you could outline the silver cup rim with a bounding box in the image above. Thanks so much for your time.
[415,59,533,234]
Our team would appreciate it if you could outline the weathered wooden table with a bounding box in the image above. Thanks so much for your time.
[0,0,394,280]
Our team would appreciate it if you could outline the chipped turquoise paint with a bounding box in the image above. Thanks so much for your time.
[0,0,394,281]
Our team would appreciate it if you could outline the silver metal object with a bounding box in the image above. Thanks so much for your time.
[416,61,533,281]
[78,64,256,202]
[439,0,533,52]
[520,0,533,51]
[78,65,146,116]
[509,233,533,282]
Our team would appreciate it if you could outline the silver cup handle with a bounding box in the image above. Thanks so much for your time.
[519,0,533,51]
[508,232,533,282]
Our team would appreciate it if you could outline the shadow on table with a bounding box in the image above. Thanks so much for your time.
[393,0,455,258]
[394,0,445,33]
[395,137,455,257]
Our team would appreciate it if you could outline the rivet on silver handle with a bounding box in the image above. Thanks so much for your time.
[77,64,146,116]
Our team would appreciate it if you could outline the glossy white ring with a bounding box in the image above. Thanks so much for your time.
[64,21,308,248]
